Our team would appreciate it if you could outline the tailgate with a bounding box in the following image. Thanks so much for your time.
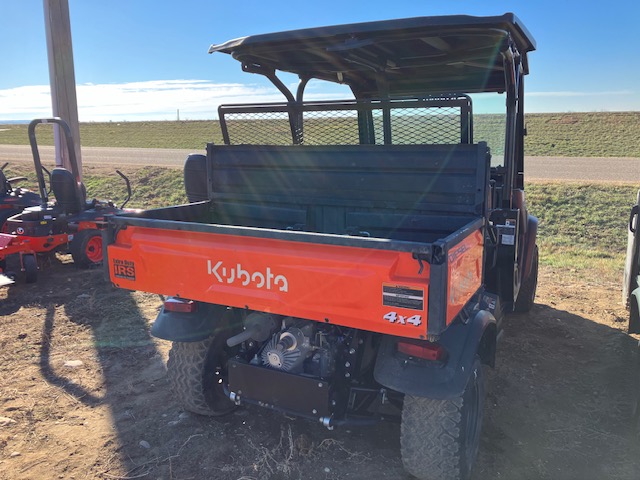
[107,218,483,340]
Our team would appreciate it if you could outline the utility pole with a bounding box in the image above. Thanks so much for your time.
[43,0,82,177]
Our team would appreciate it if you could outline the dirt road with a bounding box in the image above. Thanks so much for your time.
[1,144,638,182]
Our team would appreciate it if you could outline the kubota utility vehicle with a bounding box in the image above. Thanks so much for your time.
[105,14,537,480]
[3,118,131,281]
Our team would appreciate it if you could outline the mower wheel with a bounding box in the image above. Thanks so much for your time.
[71,229,103,267]
[401,356,485,480]
[167,330,237,417]
[23,254,38,283]
[514,245,539,313]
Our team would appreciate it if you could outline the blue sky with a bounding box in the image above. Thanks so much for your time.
[1,0,639,121]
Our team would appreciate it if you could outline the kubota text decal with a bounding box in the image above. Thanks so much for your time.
[206,260,289,292]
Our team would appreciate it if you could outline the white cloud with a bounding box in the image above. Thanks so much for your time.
[76,80,284,121]
[526,90,633,98]
[1,81,637,121]
[0,85,53,119]
[0,80,296,121]
[524,90,640,113]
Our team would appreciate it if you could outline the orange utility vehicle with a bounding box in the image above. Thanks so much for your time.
[106,14,537,480]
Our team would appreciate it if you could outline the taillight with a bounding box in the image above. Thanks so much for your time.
[397,340,446,361]
[163,298,197,313]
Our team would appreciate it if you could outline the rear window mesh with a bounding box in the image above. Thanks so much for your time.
[218,97,472,146]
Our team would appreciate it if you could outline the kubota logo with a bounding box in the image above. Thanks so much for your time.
[206,260,289,292]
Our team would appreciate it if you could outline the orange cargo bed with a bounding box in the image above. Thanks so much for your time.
[107,217,483,340]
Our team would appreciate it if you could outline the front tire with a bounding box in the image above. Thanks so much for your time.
[71,229,103,267]
[401,356,485,480]
[167,333,237,416]
[23,254,38,284]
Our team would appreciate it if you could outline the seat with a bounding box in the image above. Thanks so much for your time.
[0,170,8,197]
[51,168,86,214]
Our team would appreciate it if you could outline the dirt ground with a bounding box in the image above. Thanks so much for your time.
[1,255,639,480]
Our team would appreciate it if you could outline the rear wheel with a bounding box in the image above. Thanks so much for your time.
[401,356,485,480]
[630,299,640,335]
[23,254,38,283]
[71,229,103,267]
[167,331,237,416]
[514,245,539,313]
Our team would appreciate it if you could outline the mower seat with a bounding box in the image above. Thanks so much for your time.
[0,170,7,197]
[51,168,86,214]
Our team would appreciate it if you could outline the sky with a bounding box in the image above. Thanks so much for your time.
[1,0,639,122]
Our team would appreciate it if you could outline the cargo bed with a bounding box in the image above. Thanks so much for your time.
[107,142,489,339]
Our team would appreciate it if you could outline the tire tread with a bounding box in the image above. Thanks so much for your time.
[400,357,484,480]
[167,339,218,416]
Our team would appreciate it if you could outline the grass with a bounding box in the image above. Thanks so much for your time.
[1,111,639,157]
[525,182,637,279]
[82,166,187,209]
[2,163,187,209]
[523,112,640,157]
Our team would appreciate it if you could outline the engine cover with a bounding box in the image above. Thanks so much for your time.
[227,358,331,418]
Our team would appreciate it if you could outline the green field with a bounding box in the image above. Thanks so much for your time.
[1,111,639,157]
[526,183,636,277]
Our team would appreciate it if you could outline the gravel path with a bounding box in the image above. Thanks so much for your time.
[1,144,638,182]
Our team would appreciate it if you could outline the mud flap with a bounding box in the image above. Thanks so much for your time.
[151,302,231,342]
[373,309,496,400]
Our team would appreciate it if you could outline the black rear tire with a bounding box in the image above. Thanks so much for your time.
[401,356,485,480]
[167,331,237,416]
[514,245,539,313]
[70,229,103,267]
[630,299,640,334]
[23,254,38,284]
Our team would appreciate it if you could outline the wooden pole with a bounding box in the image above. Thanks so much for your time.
[43,0,82,178]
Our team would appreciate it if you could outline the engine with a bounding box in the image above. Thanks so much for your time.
[227,313,341,378]
[261,324,313,372]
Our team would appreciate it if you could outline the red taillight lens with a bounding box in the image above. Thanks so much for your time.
[397,340,446,361]
[163,298,197,313]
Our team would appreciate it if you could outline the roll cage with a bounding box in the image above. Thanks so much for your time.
[209,13,536,208]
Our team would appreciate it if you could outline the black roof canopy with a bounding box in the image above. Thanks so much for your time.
[209,13,536,98]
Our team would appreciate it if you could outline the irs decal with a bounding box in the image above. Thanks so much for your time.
[113,259,136,280]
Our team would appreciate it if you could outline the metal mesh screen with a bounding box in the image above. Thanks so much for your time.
[390,107,462,144]
[301,111,361,145]
[219,97,470,146]
[222,111,292,145]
